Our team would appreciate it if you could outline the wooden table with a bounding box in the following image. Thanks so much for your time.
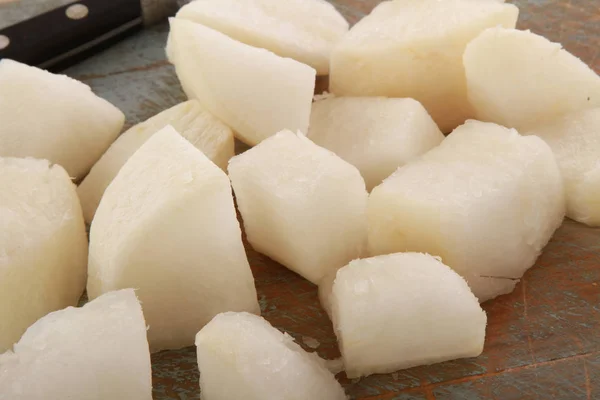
[12,0,600,398]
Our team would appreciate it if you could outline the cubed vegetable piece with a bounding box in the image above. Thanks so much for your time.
[228,130,368,285]
[329,0,518,132]
[368,120,565,302]
[196,312,346,400]
[0,157,87,353]
[167,18,315,145]
[526,108,600,226]
[0,290,152,400]
[464,27,600,131]
[0,59,124,179]
[88,126,259,352]
[328,253,486,378]
[308,96,444,190]
[175,0,348,75]
[77,100,234,223]
[318,271,336,319]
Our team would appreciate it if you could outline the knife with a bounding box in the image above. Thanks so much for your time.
[0,0,182,71]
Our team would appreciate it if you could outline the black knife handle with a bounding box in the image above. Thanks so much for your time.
[0,0,143,71]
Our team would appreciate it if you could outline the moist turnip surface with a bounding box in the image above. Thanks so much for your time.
[77,99,234,223]
[0,290,152,400]
[368,120,565,302]
[0,59,124,180]
[196,312,347,400]
[88,126,259,352]
[1,0,599,397]
[0,158,87,353]
[175,0,348,75]
[228,130,368,285]
[167,18,316,146]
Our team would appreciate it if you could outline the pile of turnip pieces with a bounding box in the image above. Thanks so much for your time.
[1,0,599,398]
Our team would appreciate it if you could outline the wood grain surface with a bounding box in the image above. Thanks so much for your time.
[9,0,600,398]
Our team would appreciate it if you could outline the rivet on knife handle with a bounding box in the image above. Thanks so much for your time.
[0,0,144,71]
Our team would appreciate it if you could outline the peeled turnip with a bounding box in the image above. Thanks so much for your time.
[0,157,87,353]
[228,130,368,285]
[327,253,486,378]
[368,120,565,301]
[464,27,600,131]
[196,312,346,400]
[527,108,600,226]
[77,100,234,223]
[175,0,348,75]
[329,0,518,132]
[308,96,444,190]
[0,289,152,400]
[0,59,124,180]
[167,18,315,145]
[88,126,259,352]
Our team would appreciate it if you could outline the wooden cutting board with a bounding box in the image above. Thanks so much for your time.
[4,0,600,398]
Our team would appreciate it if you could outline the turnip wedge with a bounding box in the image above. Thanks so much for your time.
[327,252,486,378]
[0,157,87,353]
[167,18,315,146]
[88,126,259,352]
[0,289,152,400]
[196,312,347,400]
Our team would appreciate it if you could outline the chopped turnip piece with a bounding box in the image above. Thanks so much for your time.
[527,108,600,226]
[0,157,87,353]
[175,0,348,75]
[329,0,518,132]
[0,59,124,180]
[0,289,152,400]
[196,312,347,400]
[77,100,234,223]
[464,27,600,131]
[368,120,565,301]
[330,253,487,378]
[318,271,336,319]
[167,18,315,145]
[308,96,444,190]
[88,126,259,352]
[228,130,368,285]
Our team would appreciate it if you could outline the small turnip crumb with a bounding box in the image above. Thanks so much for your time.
[302,336,320,349]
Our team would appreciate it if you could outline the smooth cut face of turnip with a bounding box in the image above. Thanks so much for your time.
[77,100,234,224]
[308,96,444,191]
[0,59,124,180]
[228,130,368,285]
[318,271,336,319]
[526,108,600,226]
[328,253,486,378]
[0,289,152,400]
[464,28,600,132]
[368,121,565,302]
[175,0,348,75]
[329,0,518,133]
[196,312,346,400]
[0,158,87,353]
[166,18,316,146]
[88,126,259,352]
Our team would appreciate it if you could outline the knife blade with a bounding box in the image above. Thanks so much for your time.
[0,0,180,71]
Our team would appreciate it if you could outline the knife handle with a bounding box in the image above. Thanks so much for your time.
[0,0,143,71]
